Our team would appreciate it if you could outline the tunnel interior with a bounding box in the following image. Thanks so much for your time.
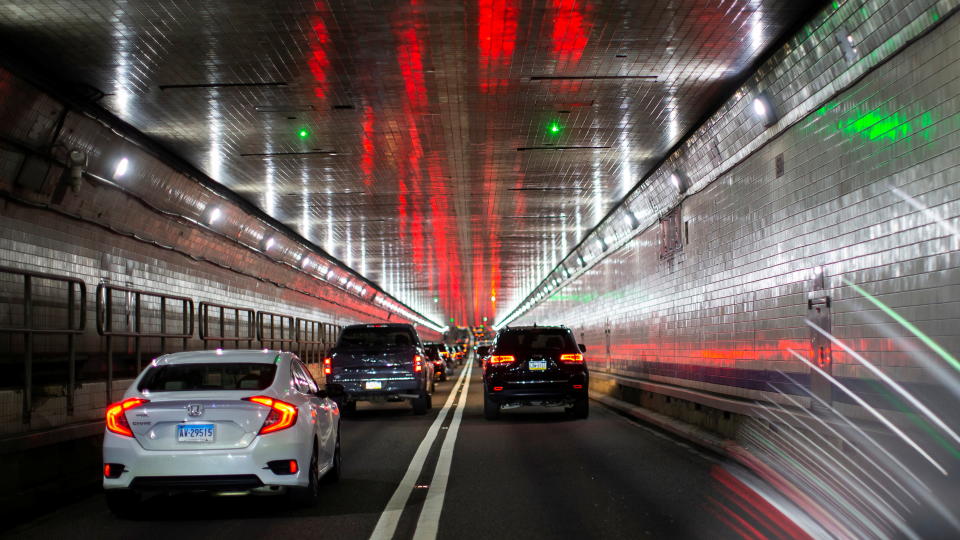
[1,0,959,538]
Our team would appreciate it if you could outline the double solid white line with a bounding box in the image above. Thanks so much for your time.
[369,361,473,540]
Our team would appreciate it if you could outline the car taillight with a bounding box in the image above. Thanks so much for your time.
[244,396,298,435]
[323,357,332,375]
[488,355,515,364]
[105,397,149,437]
[413,355,423,372]
[559,353,584,363]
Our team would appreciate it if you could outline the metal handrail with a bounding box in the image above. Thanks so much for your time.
[96,283,195,402]
[0,266,86,422]
[256,311,295,349]
[199,301,256,348]
[295,317,324,365]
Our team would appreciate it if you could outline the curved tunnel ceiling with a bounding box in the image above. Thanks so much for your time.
[0,0,822,327]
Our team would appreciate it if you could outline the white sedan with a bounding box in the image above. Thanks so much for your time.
[102,349,341,516]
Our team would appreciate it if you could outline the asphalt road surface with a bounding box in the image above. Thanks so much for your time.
[6,362,783,540]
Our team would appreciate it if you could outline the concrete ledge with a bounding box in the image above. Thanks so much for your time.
[0,420,104,455]
[592,371,900,440]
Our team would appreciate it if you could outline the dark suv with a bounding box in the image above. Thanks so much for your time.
[325,323,434,415]
[480,326,588,420]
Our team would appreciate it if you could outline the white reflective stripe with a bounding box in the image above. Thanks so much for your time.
[368,364,471,540]
[413,361,472,540]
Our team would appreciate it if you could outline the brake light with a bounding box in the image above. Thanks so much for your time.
[323,357,332,375]
[493,386,503,391]
[244,396,298,435]
[413,355,423,373]
[559,353,584,363]
[573,384,584,389]
[488,355,515,364]
[105,397,149,437]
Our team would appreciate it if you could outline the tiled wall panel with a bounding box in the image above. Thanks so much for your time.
[515,6,960,421]
[0,72,439,437]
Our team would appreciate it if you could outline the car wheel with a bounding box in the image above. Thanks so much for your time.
[567,397,589,419]
[290,445,320,507]
[322,428,342,484]
[483,391,500,420]
[105,489,141,519]
[340,400,357,417]
[411,392,429,415]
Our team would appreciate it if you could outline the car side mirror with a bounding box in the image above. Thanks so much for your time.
[476,346,489,357]
[578,344,586,353]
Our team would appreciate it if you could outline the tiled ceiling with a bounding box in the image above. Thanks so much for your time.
[0,0,822,327]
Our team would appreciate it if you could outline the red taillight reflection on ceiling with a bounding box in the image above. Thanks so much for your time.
[478,0,518,94]
[308,13,331,99]
[550,0,590,69]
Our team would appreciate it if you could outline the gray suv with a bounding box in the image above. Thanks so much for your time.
[325,323,434,415]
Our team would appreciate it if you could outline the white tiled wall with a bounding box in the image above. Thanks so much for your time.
[515,2,960,419]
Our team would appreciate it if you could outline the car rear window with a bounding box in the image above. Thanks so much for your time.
[424,345,442,360]
[137,363,278,392]
[337,327,417,348]
[496,330,575,352]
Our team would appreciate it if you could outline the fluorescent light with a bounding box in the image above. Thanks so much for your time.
[114,158,129,178]
[752,92,777,127]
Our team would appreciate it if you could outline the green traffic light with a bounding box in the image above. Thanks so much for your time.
[548,122,561,134]
[298,129,310,139]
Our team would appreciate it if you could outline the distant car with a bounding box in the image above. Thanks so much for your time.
[325,323,434,415]
[482,326,588,420]
[102,349,342,517]
[424,343,451,381]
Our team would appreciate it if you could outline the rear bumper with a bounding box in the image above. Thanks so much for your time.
[102,429,311,491]
[332,377,423,401]
[485,384,588,406]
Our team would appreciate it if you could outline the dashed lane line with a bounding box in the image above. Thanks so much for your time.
[412,361,473,540]
[368,363,471,540]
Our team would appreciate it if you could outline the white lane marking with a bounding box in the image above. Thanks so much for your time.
[368,364,471,540]
[412,361,472,540]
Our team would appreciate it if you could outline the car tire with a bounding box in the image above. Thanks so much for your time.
[322,429,342,484]
[411,392,429,415]
[340,400,357,417]
[483,392,500,420]
[567,397,589,419]
[105,489,141,519]
[290,445,320,507]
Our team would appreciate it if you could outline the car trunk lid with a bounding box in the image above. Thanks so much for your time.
[127,391,269,450]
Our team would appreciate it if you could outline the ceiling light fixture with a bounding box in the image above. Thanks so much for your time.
[114,157,129,178]
[752,92,777,127]
[202,205,222,225]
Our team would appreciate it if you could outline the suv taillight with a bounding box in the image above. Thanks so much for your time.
[559,353,584,363]
[106,397,149,437]
[488,355,515,364]
[243,396,298,435]
[413,355,423,372]
[323,357,332,375]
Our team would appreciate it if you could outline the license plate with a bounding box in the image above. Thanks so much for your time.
[365,380,383,390]
[528,360,547,371]
[177,424,215,442]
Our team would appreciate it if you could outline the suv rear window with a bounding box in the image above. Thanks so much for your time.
[337,327,417,348]
[137,363,277,392]
[495,329,576,352]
